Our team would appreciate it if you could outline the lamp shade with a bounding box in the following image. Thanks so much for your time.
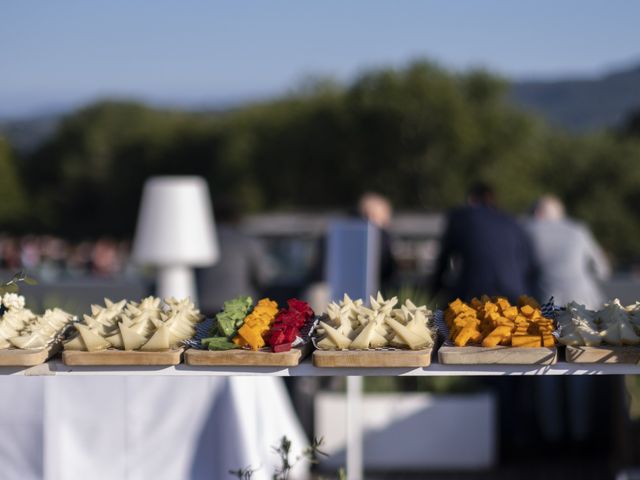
[132,176,219,266]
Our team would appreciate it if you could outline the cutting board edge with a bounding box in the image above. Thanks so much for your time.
[61,348,183,366]
[438,345,558,365]
[0,345,55,367]
[312,348,432,368]
[184,347,303,367]
[565,345,640,364]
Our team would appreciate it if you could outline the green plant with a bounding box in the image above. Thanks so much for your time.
[229,436,331,480]
[229,466,259,480]
[0,271,37,296]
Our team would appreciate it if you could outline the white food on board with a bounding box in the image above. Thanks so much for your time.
[63,296,203,352]
[598,299,640,345]
[0,294,74,351]
[315,292,434,351]
[557,298,640,346]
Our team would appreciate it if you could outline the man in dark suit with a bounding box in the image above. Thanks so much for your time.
[431,183,537,303]
[431,183,542,460]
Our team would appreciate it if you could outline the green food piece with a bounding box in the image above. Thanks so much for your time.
[202,337,240,350]
[214,296,253,337]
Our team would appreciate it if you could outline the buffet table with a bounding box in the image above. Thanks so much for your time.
[4,359,640,376]
[3,360,635,480]
[0,376,309,480]
[2,288,639,480]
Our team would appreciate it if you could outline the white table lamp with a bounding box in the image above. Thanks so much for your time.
[132,176,219,302]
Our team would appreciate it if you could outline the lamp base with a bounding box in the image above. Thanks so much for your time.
[157,265,197,304]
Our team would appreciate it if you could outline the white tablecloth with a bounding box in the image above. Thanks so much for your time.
[0,377,308,480]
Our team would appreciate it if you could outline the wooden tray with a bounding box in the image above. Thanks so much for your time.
[184,346,308,367]
[565,345,640,364]
[438,345,557,365]
[62,348,183,366]
[0,344,59,367]
[313,348,432,368]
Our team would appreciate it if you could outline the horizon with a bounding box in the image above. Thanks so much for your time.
[4,56,640,123]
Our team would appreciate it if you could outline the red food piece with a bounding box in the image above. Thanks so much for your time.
[268,328,286,346]
[272,342,292,353]
[288,299,314,319]
[266,299,314,348]
[283,325,297,343]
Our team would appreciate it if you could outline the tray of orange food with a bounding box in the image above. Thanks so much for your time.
[436,295,558,365]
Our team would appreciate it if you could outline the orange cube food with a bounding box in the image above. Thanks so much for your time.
[233,298,279,350]
[511,335,542,348]
[445,295,555,348]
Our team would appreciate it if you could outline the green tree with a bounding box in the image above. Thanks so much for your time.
[11,59,640,266]
[0,138,27,226]
[22,102,224,236]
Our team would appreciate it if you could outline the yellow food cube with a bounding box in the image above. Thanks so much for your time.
[511,335,541,348]
[520,305,535,317]
[503,306,519,320]
[496,298,511,311]
[455,326,478,347]
[542,335,555,347]
[482,334,504,348]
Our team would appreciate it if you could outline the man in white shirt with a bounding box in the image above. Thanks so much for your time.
[524,195,610,309]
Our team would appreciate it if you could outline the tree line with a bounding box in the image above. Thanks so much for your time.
[1,61,640,266]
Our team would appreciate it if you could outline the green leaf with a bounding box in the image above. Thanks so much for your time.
[202,337,239,350]
[0,270,39,294]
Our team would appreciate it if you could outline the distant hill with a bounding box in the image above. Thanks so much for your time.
[510,63,640,132]
[3,62,640,153]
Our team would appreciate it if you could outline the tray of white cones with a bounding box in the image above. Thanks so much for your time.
[312,293,435,368]
[62,296,203,366]
[558,299,640,364]
[0,293,75,366]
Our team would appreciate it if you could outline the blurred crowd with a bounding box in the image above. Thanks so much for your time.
[0,235,132,279]
[0,186,611,310]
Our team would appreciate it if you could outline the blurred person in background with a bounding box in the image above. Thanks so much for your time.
[92,237,121,277]
[431,183,539,458]
[196,197,276,316]
[67,241,95,276]
[39,235,69,281]
[20,235,41,270]
[526,196,611,448]
[525,195,610,309]
[431,182,538,303]
[0,236,21,270]
[358,192,398,291]
[0,235,132,278]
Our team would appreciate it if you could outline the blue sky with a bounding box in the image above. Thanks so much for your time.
[2,0,640,118]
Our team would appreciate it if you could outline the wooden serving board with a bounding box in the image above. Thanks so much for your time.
[438,345,557,365]
[184,346,306,367]
[0,344,58,367]
[62,348,183,366]
[565,345,640,364]
[313,348,432,368]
